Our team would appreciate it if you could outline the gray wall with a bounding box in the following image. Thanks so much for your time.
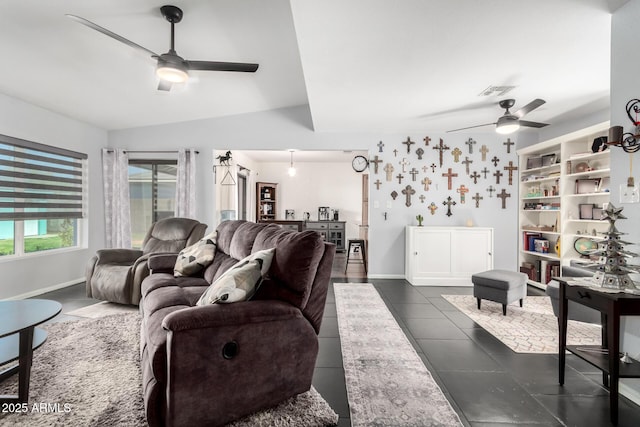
[611,0,640,399]
[0,93,106,300]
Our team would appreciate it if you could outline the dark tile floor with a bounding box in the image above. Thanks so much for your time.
[35,252,640,427]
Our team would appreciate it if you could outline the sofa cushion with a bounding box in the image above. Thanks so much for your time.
[252,229,324,310]
[196,248,275,305]
[174,232,217,277]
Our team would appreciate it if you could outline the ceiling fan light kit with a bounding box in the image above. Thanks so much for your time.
[67,4,258,91]
[495,114,520,134]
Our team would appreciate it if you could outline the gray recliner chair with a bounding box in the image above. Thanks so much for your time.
[546,264,601,324]
[86,217,207,305]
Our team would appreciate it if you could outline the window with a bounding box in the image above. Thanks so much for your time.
[0,133,87,256]
[128,160,177,248]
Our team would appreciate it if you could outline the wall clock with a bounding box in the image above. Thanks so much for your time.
[352,155,369,172]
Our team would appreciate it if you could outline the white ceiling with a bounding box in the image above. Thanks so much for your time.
[0,0,624,134]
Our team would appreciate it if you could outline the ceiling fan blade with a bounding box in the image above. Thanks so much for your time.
[187,60,259,73]
[447,123,496,133]
[66,14,158,58]
[514,99,545,118]
[519,120,549,128]
[157,80,173,91]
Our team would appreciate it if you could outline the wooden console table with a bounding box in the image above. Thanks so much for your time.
[557,279,640,424]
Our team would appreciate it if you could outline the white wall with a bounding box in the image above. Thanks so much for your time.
[255,161,364,238]
[109,105,524,279]
[611,0,640,399]
[0,93,107,300]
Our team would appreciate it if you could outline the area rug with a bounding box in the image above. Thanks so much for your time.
[442,295,601,354]
[66,301,138,318]
[335,283,462,426]
[0,312,338,427]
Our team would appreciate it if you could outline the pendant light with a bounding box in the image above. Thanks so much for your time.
[287,150,296,177]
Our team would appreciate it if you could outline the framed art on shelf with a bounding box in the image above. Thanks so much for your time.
[579,203,595,220]
[575,178,601,194]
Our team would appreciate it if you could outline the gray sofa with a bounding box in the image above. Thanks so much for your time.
[139,220,336,427]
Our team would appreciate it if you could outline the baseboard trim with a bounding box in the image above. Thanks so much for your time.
[3,278,84,300]
[366,274,405,280]
[620,381,640,407]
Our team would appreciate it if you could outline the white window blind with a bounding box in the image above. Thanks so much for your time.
[0,133,87,221]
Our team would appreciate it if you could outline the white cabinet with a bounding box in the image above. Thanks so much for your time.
[405,226,493,286]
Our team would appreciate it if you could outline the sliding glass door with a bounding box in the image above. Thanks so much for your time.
[128,160,177,248]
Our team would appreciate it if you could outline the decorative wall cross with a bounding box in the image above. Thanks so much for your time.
[391,190,398,200]
[415,147,424,160]
[419,194,426,203]
[472,192,483,208]
[503,138,514,153]
[399,157,410,173]
[396,173,404,184]
[487,185,496,198]
[442,168,458,190]
[479,144,489,161]
[430,163,437,173]
[428,202,438,215]
[462,156,473,175]
[491,156,500,167]
[377,141,384,152]
[503,161,518,185]
[470,171,480,184]
[421,176,432,191]
[374,179,382,190]
[465,138,476,154]
[451,147,462,162]
[443,196,456,217]
[497,188,511,209]
[402,136,415,154]
[422,166,429,173]
[402,185,415,207]
[481,167,490,179]
[409,167,419,181]
[433,138,450,167]
[423,136,431,146]
[456,184,470,203]
[493,169,503,184]
[393,149,398,157]
[370,155,383,174]
[384,163,394,181]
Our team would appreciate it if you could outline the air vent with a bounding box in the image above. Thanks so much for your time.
[478,86,516,97]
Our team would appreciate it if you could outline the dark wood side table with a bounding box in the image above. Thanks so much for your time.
[557,279,640,424]
[0,299,61,403]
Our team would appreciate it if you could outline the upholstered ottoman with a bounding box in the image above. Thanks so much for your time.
[472,269,528,315]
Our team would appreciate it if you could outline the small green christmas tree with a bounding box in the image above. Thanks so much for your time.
[586,203,640,290]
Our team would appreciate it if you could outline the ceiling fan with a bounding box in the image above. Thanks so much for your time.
[66,5,259,91]
[447,99,549,134]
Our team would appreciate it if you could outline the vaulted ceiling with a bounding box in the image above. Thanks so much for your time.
[0,0,624,132]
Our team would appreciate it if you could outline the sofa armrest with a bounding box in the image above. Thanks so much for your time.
[162,300,301,332]
[95,248,143,264]
[148,253,179,273]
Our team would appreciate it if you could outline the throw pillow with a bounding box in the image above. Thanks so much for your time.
[174,232,217,277]
[196,248,275,305]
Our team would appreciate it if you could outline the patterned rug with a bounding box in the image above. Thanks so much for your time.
[442,295,602,353]
[0,313,338,426]
[66,301,138,318]
[335,283,462,426]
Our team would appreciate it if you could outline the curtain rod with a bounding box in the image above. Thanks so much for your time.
[106,149,199,154]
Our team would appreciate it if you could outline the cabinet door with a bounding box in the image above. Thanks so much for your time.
[450,229,493,275]
[412,229,452,277]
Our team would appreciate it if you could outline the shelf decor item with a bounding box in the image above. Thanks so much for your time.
[585,203,640,291]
